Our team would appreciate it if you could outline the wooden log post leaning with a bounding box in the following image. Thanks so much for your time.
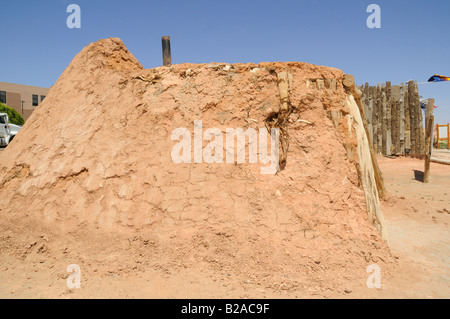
[342,87,388,241]
[376,84,383,153]
[343,74,386,199]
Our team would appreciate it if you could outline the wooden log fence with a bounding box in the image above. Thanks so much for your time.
[360,80,426,157]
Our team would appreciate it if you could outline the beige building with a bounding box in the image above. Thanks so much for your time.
[0,82,49,121]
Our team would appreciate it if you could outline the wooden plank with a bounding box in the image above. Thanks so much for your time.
[365,83,373,143]
[330,79,337,91]
[392,87,397,155]
[370,86,377,153]
[424,108,434,183]
[391,86,401,155]
[425,98,434,120]
[437,124,440,148]
[399,84,406,155]
[317,79,325,90]
[381,83,387,155]
[342,75,386,199]
[431,157,450,165]
[415,81,426,156]
[342,75,355,88]
[345,95,388,240]
[408,81,418,156]
[424,98,435,183]
[385,82,392,155]
[408,81,417,156]
[277,72,290,112]
[329,110,342,130]
[376,84,382,153]
[404,86,411,153]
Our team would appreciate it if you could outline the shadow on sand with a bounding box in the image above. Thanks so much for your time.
[413,170,424,182]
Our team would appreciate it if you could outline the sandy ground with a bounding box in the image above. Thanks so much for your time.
[374,156,449,298]
[0,155,448,299]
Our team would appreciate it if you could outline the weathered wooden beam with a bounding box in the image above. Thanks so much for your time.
[329,110,343,130]
[343,74,386,199]
[316,79,325,90]
[424,115,434,183]
[404,86,411,154]
[424,98,435,183]
[376,84,382,153]
[381,83,387,155]
[425,98,434,120]
[277,72,291,113]
[385,82,392,155]
[391,86,401,155]
[161,36,172,66]
[345,95,388,241]
[415,81,426,156]
[363,83,370,131]
[399,84,406,155]
[408,81,418,156]
[370,86,376,150]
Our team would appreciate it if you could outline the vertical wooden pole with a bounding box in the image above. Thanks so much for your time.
[399,84,406,155]
[277,72,290,112]
[385,82,392,155]
[391,86,396,155]
[415,81,426,156]
[436,124,440,149]
[408,80,424,157]
[376,84,382,152]
[404,86,411,155]
[447,124,450,150]
[364,83,372,142]
[162,36,172,66]
[408,81,416,156]
[381,83,387,155]
[424,116,434,182]
[391,86,400,155]
[424,98,435,183]
[370,86,377,153]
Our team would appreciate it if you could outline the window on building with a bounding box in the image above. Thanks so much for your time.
[32,94,39,106]
[0,91,6,104]
[40,95,46,102]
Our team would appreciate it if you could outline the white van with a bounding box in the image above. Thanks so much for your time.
[0,113,21,147]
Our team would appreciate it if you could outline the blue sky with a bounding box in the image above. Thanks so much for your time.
[1,0,449,124]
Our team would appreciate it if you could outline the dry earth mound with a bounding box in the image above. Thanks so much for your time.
[0,38,396,297]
